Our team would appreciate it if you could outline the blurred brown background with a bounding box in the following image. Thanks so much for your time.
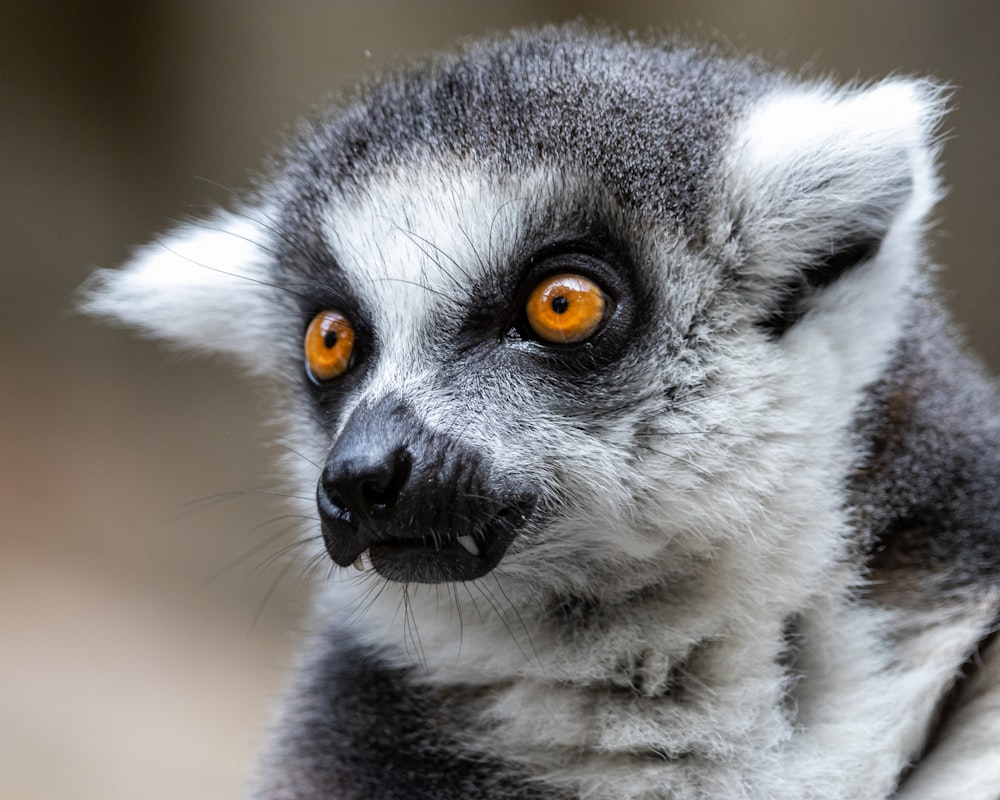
[2,2,997,798]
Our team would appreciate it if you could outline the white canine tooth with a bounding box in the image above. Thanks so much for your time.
[352,552,369,572]
[456,535,480,556]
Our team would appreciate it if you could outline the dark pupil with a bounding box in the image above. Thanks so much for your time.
[550,295,569,314]
[323,330,339,349]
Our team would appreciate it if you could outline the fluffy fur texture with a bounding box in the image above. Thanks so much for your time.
[82,25,1000,799]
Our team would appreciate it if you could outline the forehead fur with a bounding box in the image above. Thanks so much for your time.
[273,25,775,239]
[312,161,696,351]
[318,166,544,358]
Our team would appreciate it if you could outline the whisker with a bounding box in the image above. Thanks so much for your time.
[457,224,487,272]
[367,275,455,300]
[669,381,762,411]
[632,441,715,480]
[299,548,333,583]
[473,580,534,665]
[492,574,539,663]
[451,582,465,663]
[274,442,323,470]
[159,239,315,305]
[200,515,315,585]
[633,429,763,440]
[487,198,520,264]
[402,585,429,671]
[395,227,475,290]
[253,533,323,575]
[183,487,314,508]
[250,558,295,631]
[461,582,490,627]
[187,180,343,295]
[347,573,393,626]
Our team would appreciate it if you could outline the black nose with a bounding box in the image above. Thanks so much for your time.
[317,397,421,566]
[315,394,535,583]
[320,446,412,525]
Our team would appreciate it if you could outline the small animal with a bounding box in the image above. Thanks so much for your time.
[83,24,1000,800]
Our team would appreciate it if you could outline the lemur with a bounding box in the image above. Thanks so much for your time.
[83,24,1000,800]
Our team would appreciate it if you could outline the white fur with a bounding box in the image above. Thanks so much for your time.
[80,209,284,373]
[897,633,1000,799]
[718,79,943,290]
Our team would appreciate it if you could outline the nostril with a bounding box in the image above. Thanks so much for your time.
[360,451,411,511]
[326,487,351,515]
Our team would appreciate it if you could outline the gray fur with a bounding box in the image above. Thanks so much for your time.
[82,24,999,800]
[273,25,773,239]
[853,294,1000,589]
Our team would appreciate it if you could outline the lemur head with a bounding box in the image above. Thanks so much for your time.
[83,27,942,603]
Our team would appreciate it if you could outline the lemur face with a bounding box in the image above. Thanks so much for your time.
[292,168,695,586]
[82,28,941,602]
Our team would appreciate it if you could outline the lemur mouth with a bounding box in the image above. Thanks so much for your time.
[361,523,514,583]
[336,504,529,584]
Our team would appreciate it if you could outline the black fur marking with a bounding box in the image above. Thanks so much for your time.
[759,234,882,337]
[777,613,804,722]
[853,296,1000,589]
[255,630,561,799]
[754,165,914,339]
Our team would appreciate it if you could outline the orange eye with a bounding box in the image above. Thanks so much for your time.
[525,273,608,344]
[304,310,355,382]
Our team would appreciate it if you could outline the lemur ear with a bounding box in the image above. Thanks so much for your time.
[80,209,283,370]
[719,79,945,335]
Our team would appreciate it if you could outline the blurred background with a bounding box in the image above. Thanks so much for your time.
[2,2,997,798]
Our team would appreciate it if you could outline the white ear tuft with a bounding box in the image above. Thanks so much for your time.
[721,78,945,280]
[738,80,941,178]
[80,209,284,367]
[716,78,946,335]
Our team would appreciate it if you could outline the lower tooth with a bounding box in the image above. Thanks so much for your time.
[352,552,369,572]
[457,535,480,556]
